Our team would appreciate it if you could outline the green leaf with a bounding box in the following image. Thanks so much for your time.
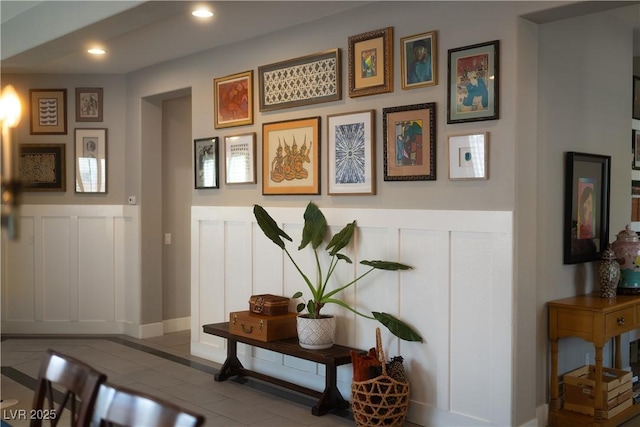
[373,312,423,342]
[292,291,303,299]
[336,253,352,264]
[360,260,413,271]
[296,303,305,313]
[299,202,327,250]
[326,221,355,256]
[253,205,292,249]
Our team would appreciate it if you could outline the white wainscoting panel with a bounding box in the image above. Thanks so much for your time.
[191,206,514,427]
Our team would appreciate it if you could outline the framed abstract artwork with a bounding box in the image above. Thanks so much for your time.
[224,133,256,184]
[401,31,437,89]
[194,137,219,189]
[75,128,107,193]
[348,27,393,97]
[262,116,320,195]
[214,70,253,128]
[75,87,103,122]
[326,110,375,195]
[29,89,67,134]
[19,143,66,191]
[563,151,611,264]
[447,132,489,180]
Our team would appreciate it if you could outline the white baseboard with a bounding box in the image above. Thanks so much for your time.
[163,317,190,333]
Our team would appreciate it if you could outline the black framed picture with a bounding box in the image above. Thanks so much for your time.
[194,137,219,189]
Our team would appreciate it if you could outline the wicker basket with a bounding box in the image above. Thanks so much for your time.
[351,328,410,427]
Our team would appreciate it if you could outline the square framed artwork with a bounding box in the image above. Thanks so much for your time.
[19,143,66,192]
[258,49,341,112]
[401,31,437,89]
[563,151,611,264]
[224,133,256,184]
[447,40,499,124]
[633,129,640,171]
[327,110,375,195]
[448,132,489,180]
[383,103,436,181]
[262,116,320,195]
[634,76,640,120]
[75,128,107,193]
[214,70,253,128]
[75,87,103,122]
[348,27,393,98]
[29,89,67,134]
[194,137,220,189]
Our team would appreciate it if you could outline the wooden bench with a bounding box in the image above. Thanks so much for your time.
[202,322,361,416]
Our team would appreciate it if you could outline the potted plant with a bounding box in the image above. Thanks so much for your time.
[254,202,422,349]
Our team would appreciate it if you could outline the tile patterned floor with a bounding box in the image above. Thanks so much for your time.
[0,331,361,427]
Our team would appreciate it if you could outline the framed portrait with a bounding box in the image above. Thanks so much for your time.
[383,103,436,181]
[447,40,499,124]
[401,31,437,89]
[348,27,393,98]
[75,87,103,122]
[75,128,107,193]
[262,116,320,195]
[563,152,611,264]
[194,137,219,189]
[224,133,256,184]
[327,110,375,195]
[19,143,66,192]
[634,76,640,120]
[258,49,341,112]
[29,89,67,134]
[214,70,253,128]
[633,130,640,171]
[448,132,489,180]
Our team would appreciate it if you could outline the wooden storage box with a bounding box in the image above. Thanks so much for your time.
[229,310,297,342]
[249,294,290,316]
[563,396,632,418]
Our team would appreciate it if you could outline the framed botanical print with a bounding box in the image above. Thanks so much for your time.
[401,31,437,89]
[262,117,320,195]
[224,133,256,184]
[20,143,66,191]
[75,128,107,193]
[194,137,219,189]
[348,27,393,98]
[214,70,253,128]
[29,89,67,134]
[75,87,103,122]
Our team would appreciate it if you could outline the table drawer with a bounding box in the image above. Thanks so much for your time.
[605,307,636,336]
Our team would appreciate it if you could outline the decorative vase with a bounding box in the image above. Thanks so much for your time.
[296,315,336,350]
[597,245,620,298]
[611,225,640,294]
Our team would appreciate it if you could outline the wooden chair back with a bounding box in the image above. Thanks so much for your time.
[31,349,107,427]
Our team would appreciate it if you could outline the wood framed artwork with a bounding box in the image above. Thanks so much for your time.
[258,49,341,112]
[224,133,256,184]
[327,110,375,195]
[633,129,640,171]
[29,89,67,134]
[563,151,611,264]
[447,40,499,124]
[214,70,253,128]
[19,143,66,191]
[447,132,488,180]
[634,76,640,120]
[348,27,393,98]
[262,116,320,195]
[75,87,103,122]
[401,31,437,89]
[75,128,107,193]
[383,103,436,181]
[194,137,219,189]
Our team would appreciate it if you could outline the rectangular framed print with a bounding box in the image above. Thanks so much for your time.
[19,143,66,191]
[348,27,393,97]
[214,70,253,128]
[75,128,107,193]
[75,87,103,122]
[327,110,375,195]
[30,89,67,134]
[633,129,640,171]
[401,31,437,89]
[224,133,256,184]
[634,76,640,120]
[448,132,489,180]
[194,137,219,189]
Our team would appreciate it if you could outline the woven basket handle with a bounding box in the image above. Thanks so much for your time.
[375,327,388,376]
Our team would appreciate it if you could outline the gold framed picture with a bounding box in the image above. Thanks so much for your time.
[29,89,67,135]
[214,70,253,129]
[348,27,393,98]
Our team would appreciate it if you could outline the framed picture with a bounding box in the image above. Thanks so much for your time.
[224,133,256,184]
[262,116,320,195]
[401,31,437,89]
[194,137,219,189]
[327,110,375,195]
[75,87,103,122]
[348,27,393,98]
[634,76,640,120]
[29,89,67,134]
[19,143,66,192]
[258,49,341,112]
[448,132,489,180]
[383,103,436,181]
[214,70,253,128]
[563,152,611,264]
[633,129,640,171]
[447,40,500,124]
[75,128,107,193]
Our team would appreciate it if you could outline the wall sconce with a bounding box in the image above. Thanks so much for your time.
[0,85,23,240]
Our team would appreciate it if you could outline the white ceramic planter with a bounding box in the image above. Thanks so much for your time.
[296,315,336,350]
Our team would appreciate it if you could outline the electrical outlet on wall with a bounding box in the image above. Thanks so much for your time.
[127,196,136,205]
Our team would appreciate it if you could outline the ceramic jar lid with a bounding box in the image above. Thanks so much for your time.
[601,245,616,260]
[616,225,639,243]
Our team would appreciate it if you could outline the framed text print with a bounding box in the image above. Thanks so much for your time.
[30,89,67,134]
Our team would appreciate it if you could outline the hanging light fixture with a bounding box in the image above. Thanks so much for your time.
[0,85,23,240]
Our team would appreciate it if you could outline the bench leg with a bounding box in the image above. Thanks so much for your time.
[214,339,244,381]
[312,365,349,416]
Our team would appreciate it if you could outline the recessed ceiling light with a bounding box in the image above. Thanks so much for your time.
[192,8,213,18]
[87,48,106,55]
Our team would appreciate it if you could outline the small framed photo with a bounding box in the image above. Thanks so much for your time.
[75,87,103,122]
[19,144,66,192]
[448,132,489,180]
[401,31,437,89]
[29,89,67,134]
[194,137,219,189]
[327,110,375,195]
[563,152,611,264]
[214,70,253,129]
[447,40,499,124]
[633,130,640,171]
[224,133,256,184]
[262,116,320,195]
[634,76,640,120]
[75,128,107,193]
[383,103,436,181]
[348,27,393,98]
